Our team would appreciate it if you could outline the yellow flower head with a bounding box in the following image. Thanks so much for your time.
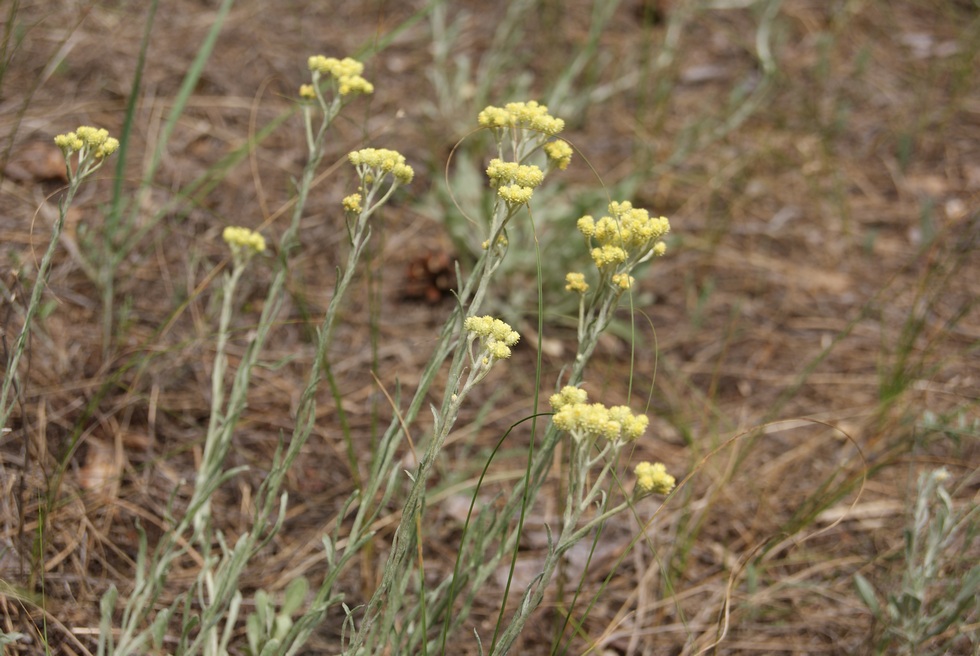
[307,55,373,96]
[485,159,543,189]
[222,226,266,265]
[564,272,589,294]
[549,385,589,411]
[308,55,364,78]
[338,75,374,96]
[504,101,565,135]
[553,402,621,443]
[54,126,119,159]
[477,106,515,129]
[551,390,648,445]
[611,273,635,290]
[465,315,520,362]
[607,406,648,441]
[477,101,564,136]
[590,245,628,268]
[496,184,534,206]
[543,139,573,170]
[576,200,672,278]
[342,193,363,214]
[299,84,316,100]
[634,461,675,496]
[576,216,595,238]
[348,148,414,185]
[54,132,84,153]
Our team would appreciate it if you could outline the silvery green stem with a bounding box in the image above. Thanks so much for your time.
[191,261,246,538]
[1,171,86,430]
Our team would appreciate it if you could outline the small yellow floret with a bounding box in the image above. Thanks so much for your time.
[348,148,414,185]
[543,139,573,170]
[634,461,675,496]
[338,75,374,96]
[549,385,588,411]
[608,406,648,441]
[95,138,119,159]
[465,315,520,362]
[590,245,628,268]
[611,273,635,290]
[564,272,589,294]
[577,202,672,266]
[486,160,543,192]
[497,184,534,206]
[553,402,621,443]
[54,133,83,153]
[222,226,266,259]
[504,101,565,135]
[308,55,365,79]
[54,126,119,161]
[342,193,363,213]
[477,106,514,129]
[477,101,564,135]
[299,84,316,99]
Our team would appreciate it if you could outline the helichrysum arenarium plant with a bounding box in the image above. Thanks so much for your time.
[73,57,677,654]
[1,126,119,432]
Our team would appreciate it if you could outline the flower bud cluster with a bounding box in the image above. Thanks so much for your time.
[633,461,675,496]
[564,272,589,294]
[577,201,670,270]
[54,126,120,160]
[486,159,544,207]
[464,315,520,363]
[477,101,565,136]
[222,226,266,266]
[342,193,363,214]
[307,55,373,96]
[549,386,648,445]
[543,139,573,170]
[348,148,414,186]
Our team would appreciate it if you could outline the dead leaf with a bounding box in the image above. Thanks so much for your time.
[3,141,68,183]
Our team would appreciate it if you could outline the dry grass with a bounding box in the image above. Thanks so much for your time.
[1,1,978,654]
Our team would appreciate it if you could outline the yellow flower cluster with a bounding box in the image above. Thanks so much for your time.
[549,385,589,410]
[477,101,565,136]
[550,385,649,444]
[486,159,544,207]
[589,244,628,268]
[496,184,534,206]
[543,139,573,170]
[348,148,414,185]
[611,273,635,290]
[307,55,374,96]
[576,201,670,269]
[564,272,589,294]
[54,126,120,159]
[222,226,266,260]
[342,193,362,213]
[634,461,675,496]
[464,315,520,361]
[486,160,544,188]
